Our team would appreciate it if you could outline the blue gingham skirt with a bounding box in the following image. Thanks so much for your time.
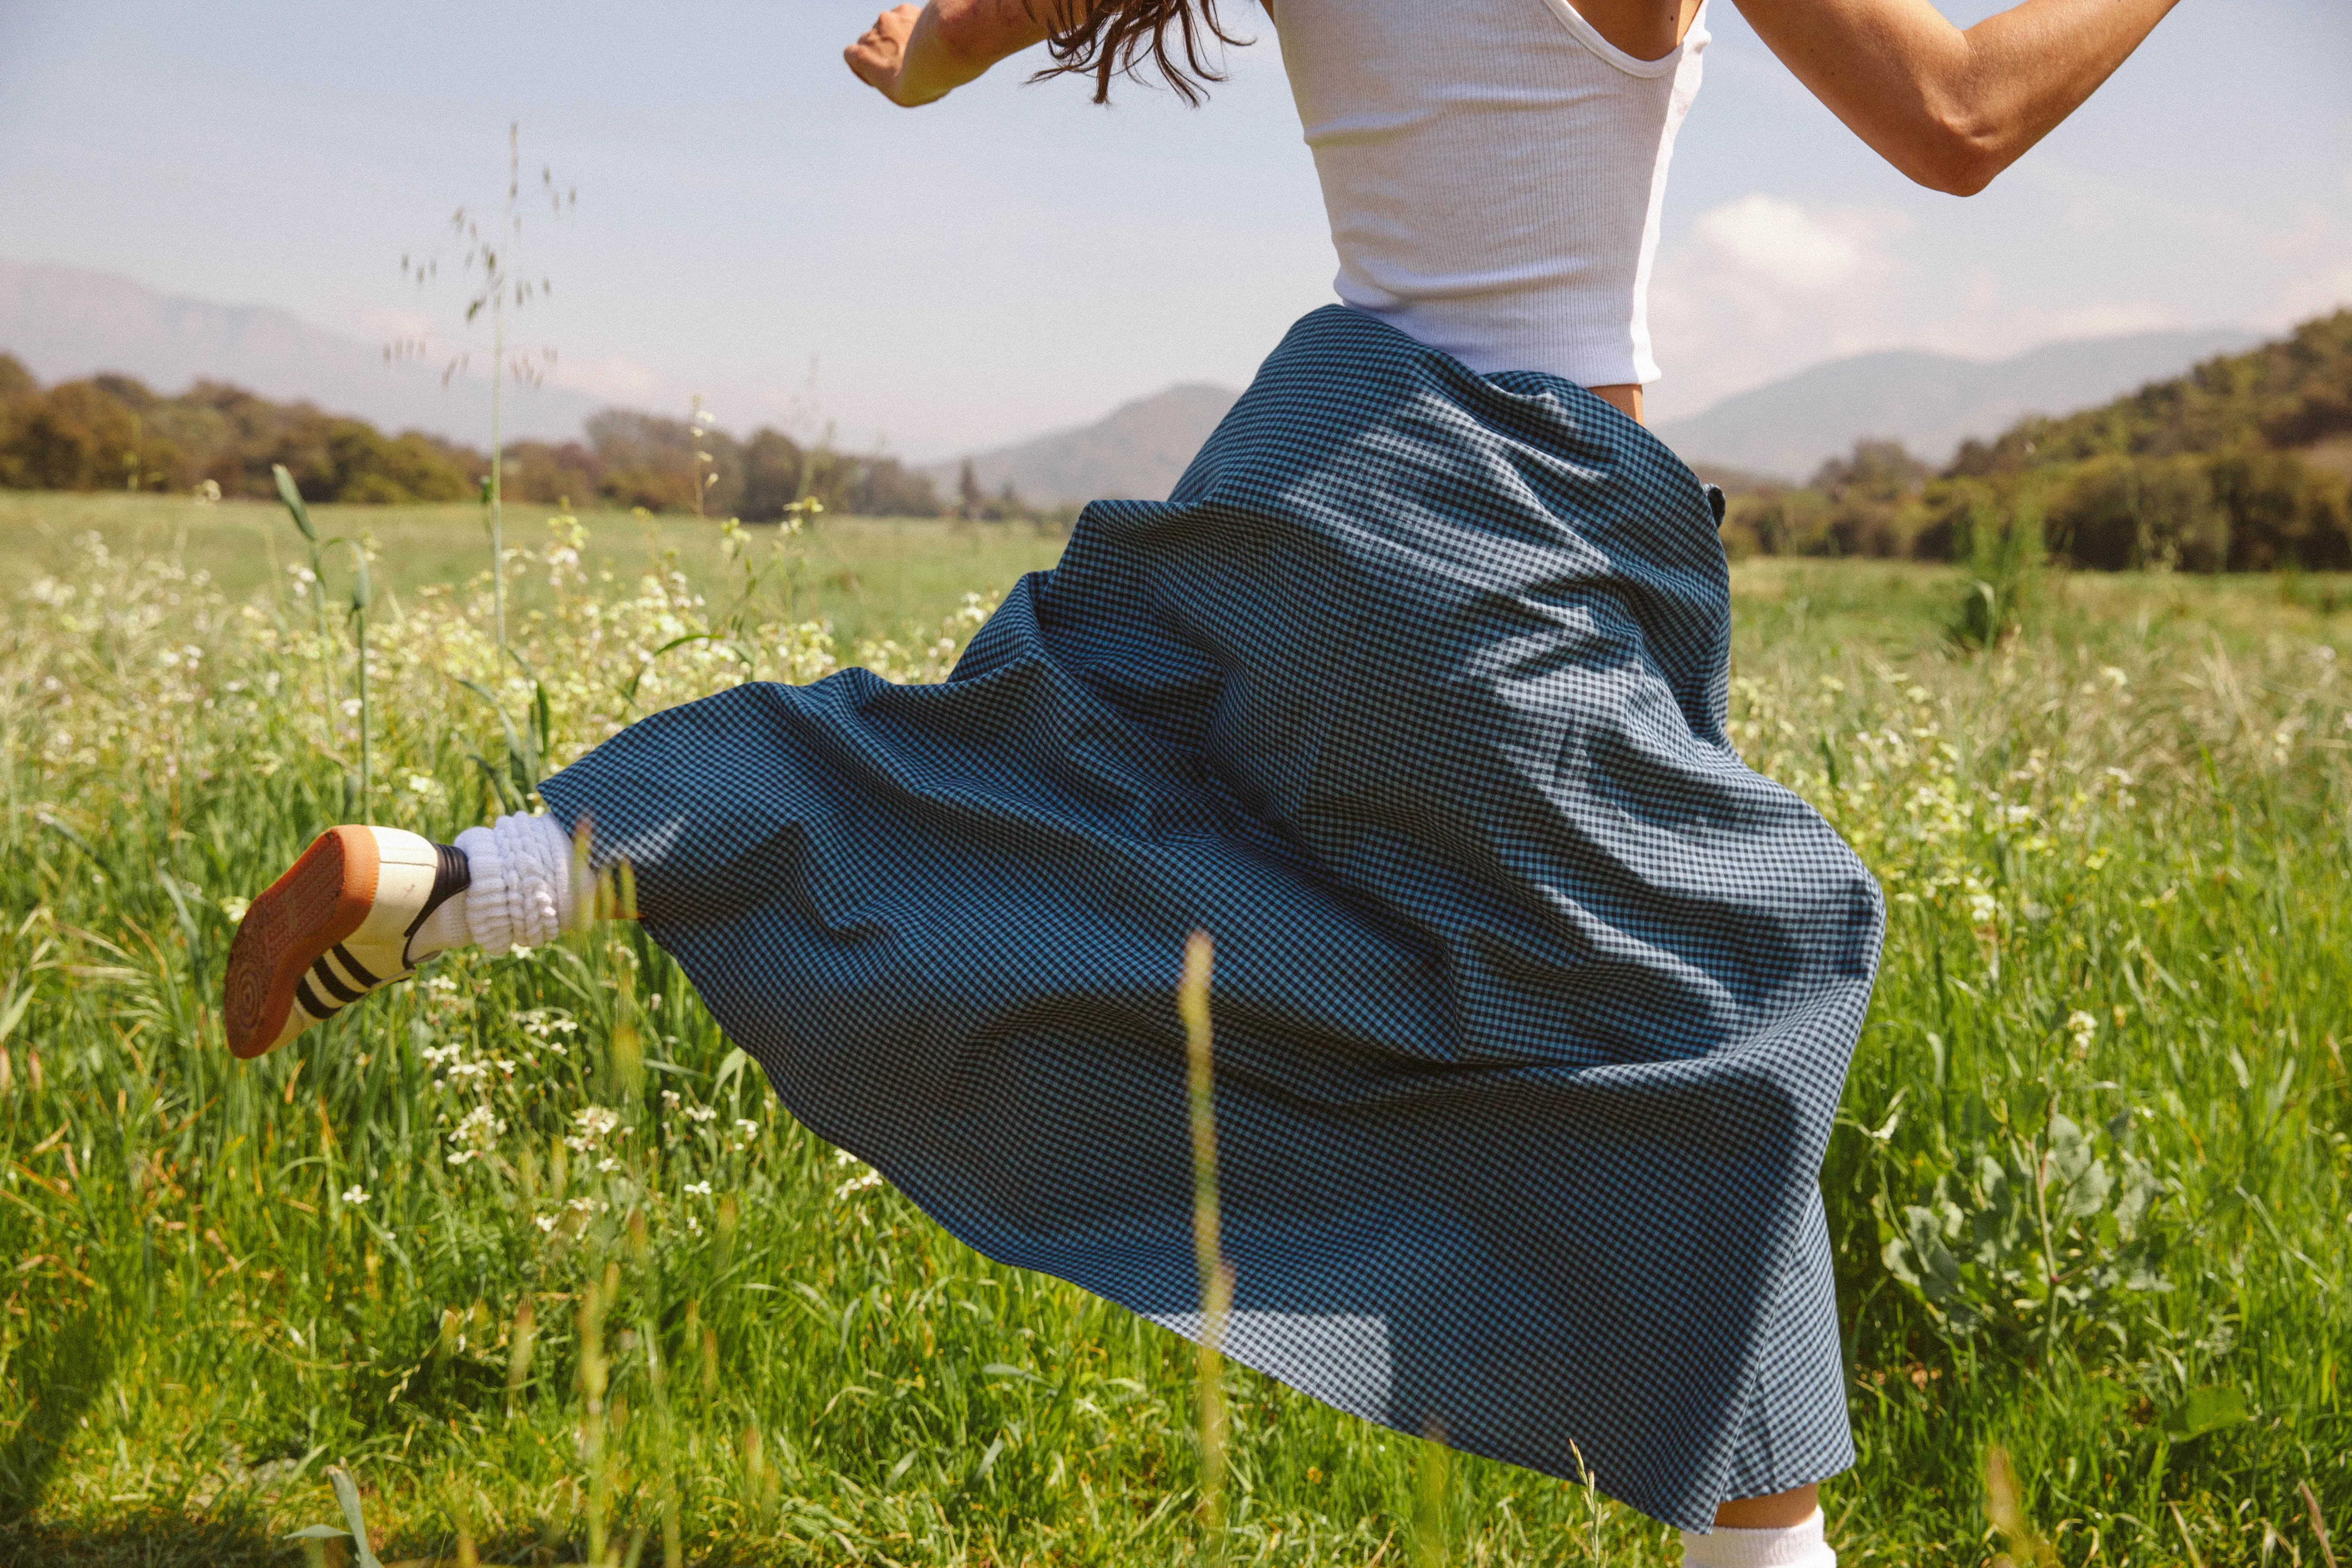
[540,306,1884,1530]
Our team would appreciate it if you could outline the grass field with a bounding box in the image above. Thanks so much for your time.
[1,491,2348,1567]
[0,491,1071,653]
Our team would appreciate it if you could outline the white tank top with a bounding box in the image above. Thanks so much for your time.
[1274,0,1709,390]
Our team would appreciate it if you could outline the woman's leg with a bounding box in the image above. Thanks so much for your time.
[1713,1485,1817,1528]
[1685,1485,1834,1568]
[222,812,586,1058]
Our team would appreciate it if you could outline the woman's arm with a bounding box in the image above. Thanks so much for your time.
[1736,0,2181,195]
[846,0,1064,107]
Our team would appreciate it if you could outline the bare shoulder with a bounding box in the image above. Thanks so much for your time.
[1554,0,1710,62]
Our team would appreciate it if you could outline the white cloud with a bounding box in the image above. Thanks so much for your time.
[1646,177,2351,426]
[1686,192,1893,297]
[1647,194,1913,417]
[545,352,666,406]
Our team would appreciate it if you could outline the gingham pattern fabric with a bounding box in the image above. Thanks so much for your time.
[539,305,1884,1531]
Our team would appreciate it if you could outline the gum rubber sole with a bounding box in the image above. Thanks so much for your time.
[222,827,380,1059]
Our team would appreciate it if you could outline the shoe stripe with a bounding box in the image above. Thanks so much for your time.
[294,975,342,1021]
[400,843,472,968]
[331,942,384,990]
[310,955,365,1007]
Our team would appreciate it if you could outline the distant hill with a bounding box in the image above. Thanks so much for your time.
[926,383,1240,507]
[1654,327,2257,481]
[929,330,2261,505]
[0,257,595,446]
[1707,310,2352,573]
[1956,308,2352,472]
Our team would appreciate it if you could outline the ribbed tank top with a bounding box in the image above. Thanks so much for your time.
[1274,0,1709,390]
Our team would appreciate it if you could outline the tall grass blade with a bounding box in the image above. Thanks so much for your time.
[1413,1421,1451,1568]
[1180,930,1232,1565]
[326,1466,386,1568]
[2302,1480,2340,1568]
[2172,1502,2209,1568]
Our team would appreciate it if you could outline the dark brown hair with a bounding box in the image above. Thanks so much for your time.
[1029,0,1258,107]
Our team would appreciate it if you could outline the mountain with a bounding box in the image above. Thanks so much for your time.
[1653,328,2258,481]
[943,330,2260,504]
[0,257,596,445]
[1957,308,2352,471]
[926,383,1241,507]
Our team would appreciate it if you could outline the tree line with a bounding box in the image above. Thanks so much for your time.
[1720,308,2352,572]
[0,354,947,519]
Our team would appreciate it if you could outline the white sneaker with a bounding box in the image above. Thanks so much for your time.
[222,825,469,1059]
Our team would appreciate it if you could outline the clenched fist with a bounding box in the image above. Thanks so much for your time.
[845,5,942,107]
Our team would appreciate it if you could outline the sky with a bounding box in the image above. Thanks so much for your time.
[0,0,2346,460]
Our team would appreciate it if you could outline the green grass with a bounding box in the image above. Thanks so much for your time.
[0,490,1069,652]
[2,492,2349,1566]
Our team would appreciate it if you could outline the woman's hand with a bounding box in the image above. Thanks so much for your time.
[846,5,941,107]
[844,0,1059,108]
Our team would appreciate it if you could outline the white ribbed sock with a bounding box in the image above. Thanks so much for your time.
[1682,1511,1834,1568]
[450,812,586,956]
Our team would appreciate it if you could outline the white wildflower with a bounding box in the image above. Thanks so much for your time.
[341,1186,368,1206]
[2066,1010,2098,1056]
[566,1105,622,1151]
[447,1103,506,1164]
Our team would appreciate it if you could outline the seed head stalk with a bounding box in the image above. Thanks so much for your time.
[271,464,337,731]
[578,1268,612,1565]
[490,280,506,658]
[400,121,570,663]
[349,540,371,822]
[489,124,515,659]
[1180,932,1232,1565]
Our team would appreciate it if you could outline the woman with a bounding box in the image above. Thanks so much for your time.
[223,0,2176,1552]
